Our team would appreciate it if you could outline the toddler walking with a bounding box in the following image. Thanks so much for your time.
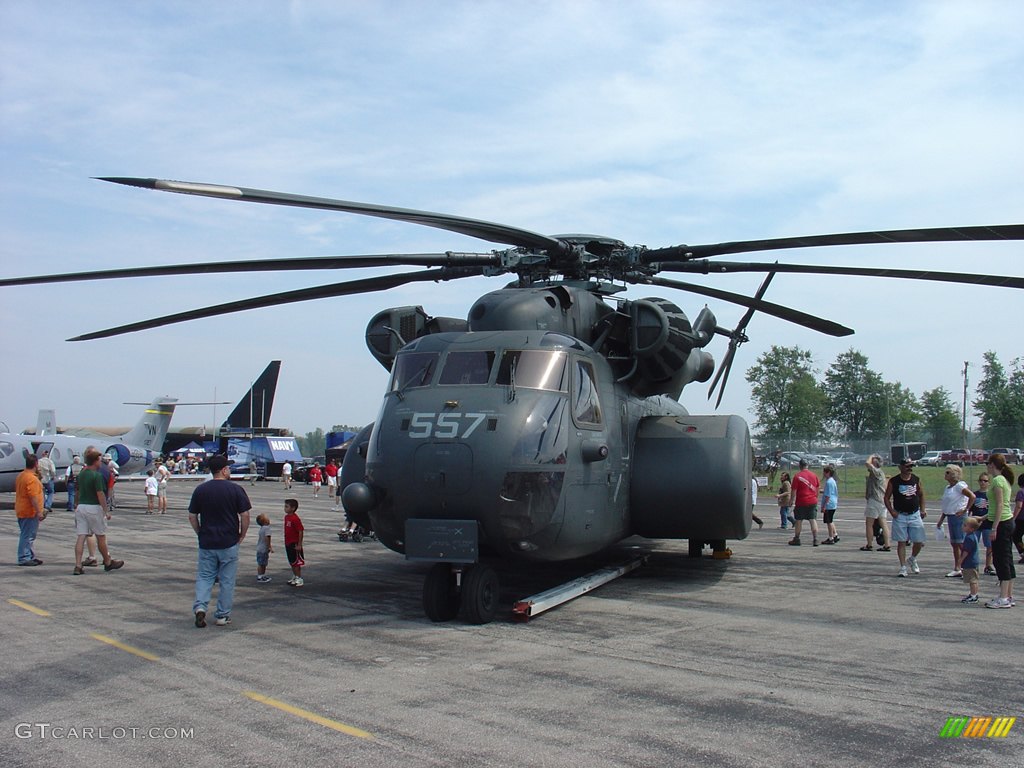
[256,513,273,583]
[958,516,982,603]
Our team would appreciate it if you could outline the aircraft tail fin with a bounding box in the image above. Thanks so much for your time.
[121,398,178,451]
[36,409,57,435]
[221,361,281,430]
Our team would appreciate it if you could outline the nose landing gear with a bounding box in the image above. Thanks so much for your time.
[422,563,500,624]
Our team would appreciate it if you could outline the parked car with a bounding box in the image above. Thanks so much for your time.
[986,448,1022,465]
[939,448,985,466]
[917,450,944,467]
[778,451,810,468]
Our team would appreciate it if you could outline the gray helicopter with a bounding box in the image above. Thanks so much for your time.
[4,177,1022,623]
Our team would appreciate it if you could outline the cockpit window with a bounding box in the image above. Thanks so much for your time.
[572,360,603,426]
[438,351,495,385]
[496,350,568,392]
[0,441,14,459]
[390,352,438,391]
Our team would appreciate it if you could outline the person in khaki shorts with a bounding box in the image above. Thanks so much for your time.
[73,447,125,575]
[957,516,983,603]
[862,454,891,551]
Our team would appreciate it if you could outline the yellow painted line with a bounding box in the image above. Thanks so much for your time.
[8,599,51,617]
[243,691,374,740]
[90,633,159,662]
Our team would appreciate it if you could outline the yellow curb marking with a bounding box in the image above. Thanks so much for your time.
[243,691,374,740]
[90,633,160,662]
[8,599,51,617]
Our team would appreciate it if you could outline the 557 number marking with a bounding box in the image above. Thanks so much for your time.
[408,412,487,439]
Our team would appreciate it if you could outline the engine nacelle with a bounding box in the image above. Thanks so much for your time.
[629,414,751,540]
[104,443,132,467]
[365,307,468,371]
[627,299,716,398]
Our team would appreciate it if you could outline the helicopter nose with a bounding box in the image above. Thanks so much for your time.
[342,482,377,515]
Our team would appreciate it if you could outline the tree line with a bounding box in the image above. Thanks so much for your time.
[746,347,1023,450]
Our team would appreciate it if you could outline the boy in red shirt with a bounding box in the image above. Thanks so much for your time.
[283,498,305,586]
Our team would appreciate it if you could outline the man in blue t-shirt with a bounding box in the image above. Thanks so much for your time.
[188,454,251,628]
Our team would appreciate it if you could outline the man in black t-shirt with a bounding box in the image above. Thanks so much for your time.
[188,454,251,628]
[884,459,927,578]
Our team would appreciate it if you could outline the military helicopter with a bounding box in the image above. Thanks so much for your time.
[3,177,1022,623]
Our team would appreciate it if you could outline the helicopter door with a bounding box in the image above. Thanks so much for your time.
[560,358,614,552]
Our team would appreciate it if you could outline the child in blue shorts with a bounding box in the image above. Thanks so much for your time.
[957,516,982,603]
[255,513,273,583]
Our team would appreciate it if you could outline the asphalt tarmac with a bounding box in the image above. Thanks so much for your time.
[1,481,1019,767]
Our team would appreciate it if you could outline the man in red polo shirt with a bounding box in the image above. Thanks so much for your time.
[788,458,821,547]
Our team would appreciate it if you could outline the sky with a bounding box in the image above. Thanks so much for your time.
[1,0,1022,443]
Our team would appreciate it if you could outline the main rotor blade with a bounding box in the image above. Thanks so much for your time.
[655,260,1024,289]
[69,267,484,341]
[643,224,1024,262]
[99,177,566,253]
[707,271,776,407]
[0,252,501,288]
[632,274,853,337]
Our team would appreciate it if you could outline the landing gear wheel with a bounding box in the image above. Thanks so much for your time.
[459,564,500,624]
[688,539,704,558]
[423,563,460,622]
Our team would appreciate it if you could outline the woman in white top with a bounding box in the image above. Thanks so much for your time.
[937,464,975,578]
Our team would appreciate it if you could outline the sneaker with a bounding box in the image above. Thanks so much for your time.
[984,566,997,575]
[82,557,98,567]
[256,575,271,583]
[898,566,908,578]
[984,597,1012,609]
[908,556,920,574]
[292,577,304,587]
[287,576,297,585]
[215,616,231,626]
[961,594,979,603]
[72,566,84,575]
[821,538,835,545]
[104,559,124,571]
[18,560,39,566]
[195,610,207,628]
[879,545,891,551]
[812,539,819,547]
[787,538,801,546]
[945,570,963,578]
[31,558,44,565]
[833,536,839,543]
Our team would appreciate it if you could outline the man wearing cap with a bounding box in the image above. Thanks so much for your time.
[861,454,891,551]
[788,458,821,546]
[188,454,251,628]
[885,459,927,577]
[37,450,57,512]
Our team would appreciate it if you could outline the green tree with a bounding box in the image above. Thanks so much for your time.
[296,427,326,458]
[919,386,960,448]
[746,345,827,447]
[880,381,920,442]
[822,349,885,440]
[972,351,1024,444]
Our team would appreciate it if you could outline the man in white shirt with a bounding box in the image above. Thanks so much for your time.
[282,461,293,490]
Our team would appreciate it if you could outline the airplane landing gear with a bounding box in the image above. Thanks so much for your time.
[421,563,500,624]
[423,563,460,622]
